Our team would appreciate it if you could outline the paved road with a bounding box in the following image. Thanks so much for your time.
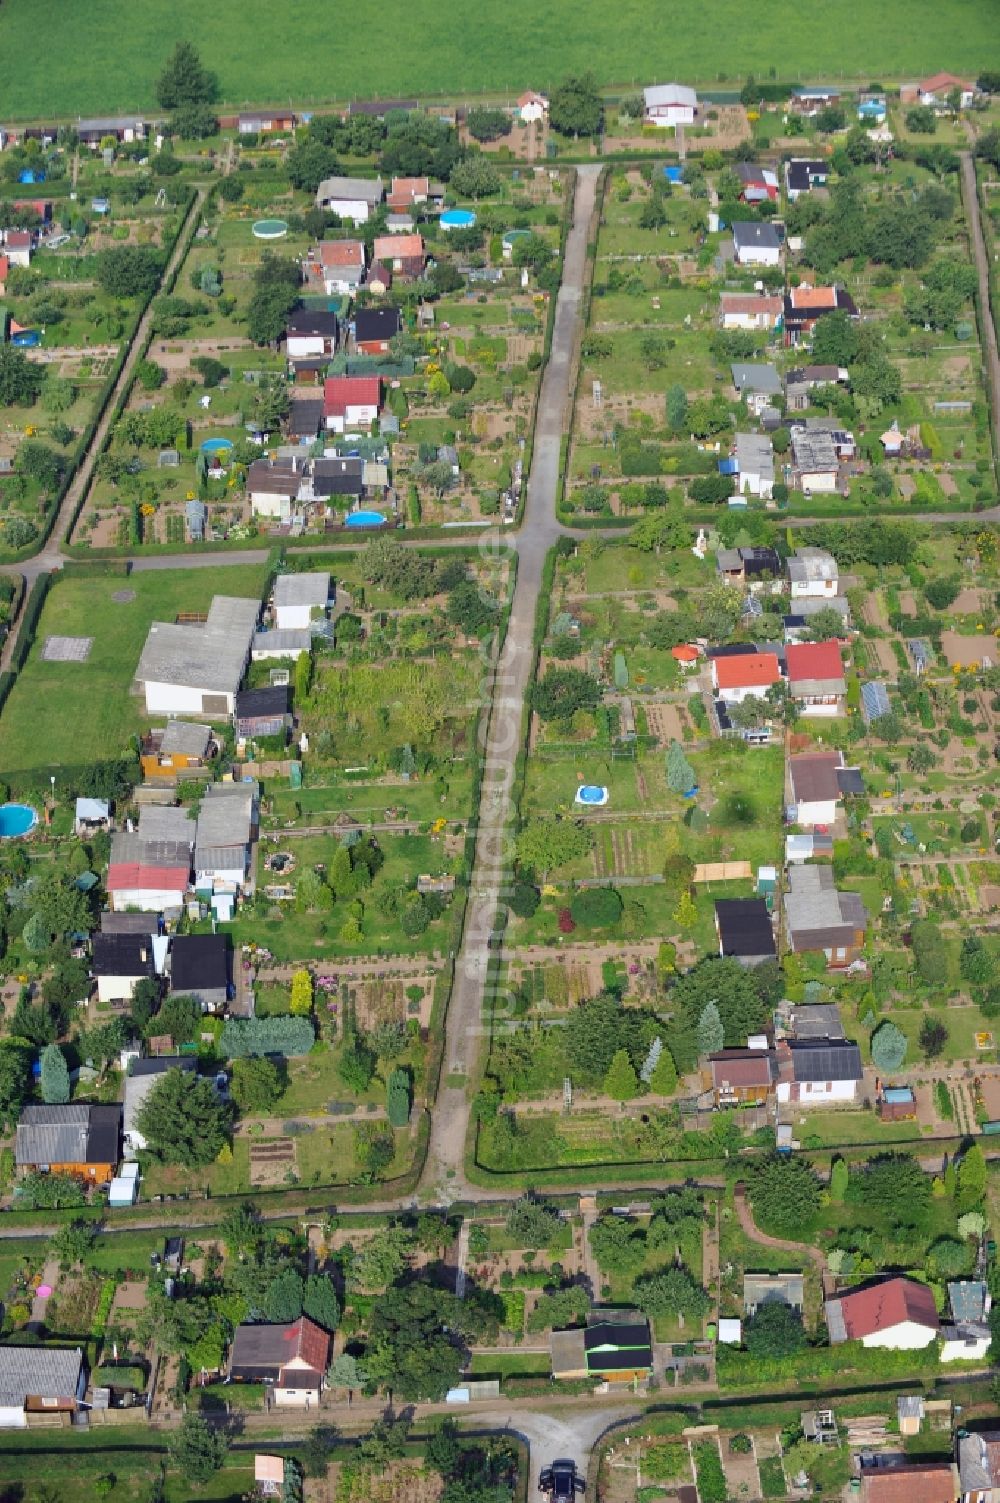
[421,165,601,1196]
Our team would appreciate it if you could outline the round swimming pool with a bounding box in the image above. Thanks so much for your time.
[200,437,234,455]
[0,803,38,839]
[345,510,386,528]
[575,784,609,806]
[441,209,476,230]
[252,218,289,239]
[502,228,530,247]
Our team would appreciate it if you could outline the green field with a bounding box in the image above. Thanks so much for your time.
[0,0,998,118]
[0,564,267,778]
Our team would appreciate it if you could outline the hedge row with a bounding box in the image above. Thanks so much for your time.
[9,574,52,672]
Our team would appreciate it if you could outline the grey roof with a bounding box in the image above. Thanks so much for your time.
[316,174,384,205]
[732,363,782,395]
[959,1433,1000,1492]
[195,784,254,858]
[897,1395,924,1420]
[111,832,193,869]
[733,221,781,250]
[78,116,146,132]
[160,721,212,757]
[253,628,312,654]
[139,805,197,846]
[734,432,774,482]
[785,1003,845,1041]
[76,797,109,822]
[824,1298,848,1344]
[124,1058,197,1141]
[791,429,839,471]
[644,82,698,108]
[134,596,260,697]
[788,595,850,621]
[787,1039,863,1082]
[16,1104,120,1167]
[550,1326,587,1375]
[0,1346,82,1406]
[273,572,330,610]
[784,864,867,940]
[195,843,249,873]
[787,548,838,584]
[101,911,159,936]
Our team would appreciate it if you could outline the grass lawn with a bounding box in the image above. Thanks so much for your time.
[469,1350,550,1376]
[0,1434,254,1503]
[1,564,267,778]
[1,0,997,118]
[141,1137,251,1197]
[862,1006,993,1066]
[790,1108,929,1147]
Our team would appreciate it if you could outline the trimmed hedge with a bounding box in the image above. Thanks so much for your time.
[220,1016,316,1058]
[9,574,52,672]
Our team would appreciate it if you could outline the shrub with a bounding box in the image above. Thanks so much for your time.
[221,1016,315,1058]
[569,886,623,928]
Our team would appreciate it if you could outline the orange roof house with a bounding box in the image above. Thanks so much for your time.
[712,651,781,697]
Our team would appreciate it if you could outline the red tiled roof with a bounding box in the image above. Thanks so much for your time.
[672,644,699,663]
[318,239,365,267]
[838,1277,939,1340]
[921,72,971,93]
[720,293,783,315]
[789,285,838,310]
[5,231,31,248]
[861,1464,956,1503]
[714,652,780,690]
[323,375,381,415]
[391,176,429,198]
[0,256,8,281]
[107,863,189,892]
[373,233,425,262]
[283,1316,331,1373]
[785,640,843,684]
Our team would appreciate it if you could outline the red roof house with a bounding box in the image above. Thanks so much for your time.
[712,651,780,702]
[919,72,974,105]
[372,233,425,278]
[825,1277,939,1349]
[107,863,189,913]
[860,1462,958,1503]
[229,1316,331,1404]
[323,375,381,433]
[785,640,846,714]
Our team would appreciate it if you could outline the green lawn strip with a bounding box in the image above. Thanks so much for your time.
[469,1350,550,1377]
